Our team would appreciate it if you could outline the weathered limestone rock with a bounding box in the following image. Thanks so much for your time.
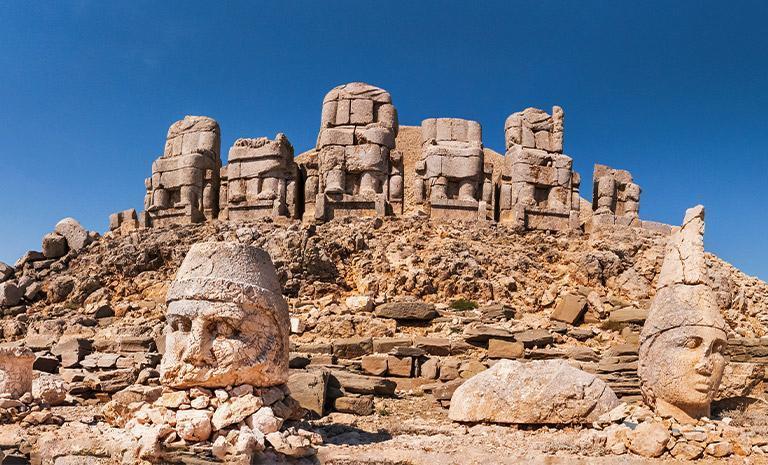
[54,217,92,251]
[301,82,403,222]
[414,118,493,221]
[638,205,728,424]
[221,134,299,220]
[176,409,212,442]
[627,421,670,458]
[160,242,290,388]
[374,301,437,321]
[0,262,12,282]
[145,116,221,226]
[588,164,642,229]
[0,282,22,307]
[286,370,328,418]
[108,208,148,234]
[448,359,619,424]
[32,374,68,406]
[41,232,68,258]
[0,346,34,399]
[498,107,580,231]
[551,294,588,324]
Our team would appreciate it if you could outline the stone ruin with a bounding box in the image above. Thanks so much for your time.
[301,82,403,222]
[639,205,728,424]
[144,116,222,226]
[414,118,493,221]
[0,346,34,399]
[498,107,581,231]
[108,84,677,235]
[219,134,299,221]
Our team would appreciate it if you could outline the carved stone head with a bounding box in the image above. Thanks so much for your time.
[638,206,728,423]
[159,242,290,389]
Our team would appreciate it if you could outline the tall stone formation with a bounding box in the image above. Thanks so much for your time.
[145,116,222,226]
[414,118,493,221]
[301,82,403,222]
[160,242,290,388]
[638,205,728,424]
[590,164,642,228]
[498,107,581,231]
[219,134,299,220]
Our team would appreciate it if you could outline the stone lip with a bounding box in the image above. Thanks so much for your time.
[448,359,619,425]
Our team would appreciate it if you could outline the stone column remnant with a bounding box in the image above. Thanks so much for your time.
[220,134,299,220]
[638,205,728,424]
[0,346,34,399]
[414,118,492,221]
[145,116,222,226]
[498,106,580,231]
[160,242,290,388]
[589,164,642,229]
[300,82,403,221]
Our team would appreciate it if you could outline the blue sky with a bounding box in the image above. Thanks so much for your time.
[1,1,766,279]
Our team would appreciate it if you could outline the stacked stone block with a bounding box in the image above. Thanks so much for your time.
[145,116,221,226]
[590,164,642,228]
[414,118,493,221]
[220,134,299,220]
[498,107,581,231]
[303,82,403,222]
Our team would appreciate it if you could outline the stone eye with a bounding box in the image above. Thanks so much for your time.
[684,337,702,349]
[214,321,236,338]
[712,340,726,354]
[170,316,191,333]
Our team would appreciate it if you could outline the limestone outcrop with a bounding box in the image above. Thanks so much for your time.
[638,205,728,424]
[414,118,493,221]
[448,359,620,424]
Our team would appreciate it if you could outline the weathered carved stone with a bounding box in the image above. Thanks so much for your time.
[221,134,299,220]
[499,107,580,231]
[302,82,403,221]
[414,118,492,221]
[638,205,728,424]
[145,116,221,226]
[0,346,34,399]
[448,359,619,424]
[160,242,290,388]
[587,164,643,231]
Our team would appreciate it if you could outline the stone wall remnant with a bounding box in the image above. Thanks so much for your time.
[498,107,580,231]
[160,242,290,388]
[0,346,34,399]
[145,116,221,226]
[302,82,403,222]
[590,164,642,227]
[414,118,493,221]
[220,134,299,220]
[638,205,728,424]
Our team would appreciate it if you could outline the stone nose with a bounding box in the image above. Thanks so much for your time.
[694,354,714,376]
[182,320,214,366]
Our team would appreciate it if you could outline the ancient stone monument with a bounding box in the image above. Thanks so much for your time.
[638,205,728,424]
[498,107,581,230]
[301,82,403,222]
[414,118,493,221]
[160,242,290,388]
[590,164,642,228]
[449,359,619,424]
[145,116,222,226]
[0,346,34,399]
[219,134,299,220]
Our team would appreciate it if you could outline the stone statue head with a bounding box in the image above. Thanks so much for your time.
[638,205,728,423]
[160,242,290,389]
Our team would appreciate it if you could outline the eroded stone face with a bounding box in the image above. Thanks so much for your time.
[638,205,728,424]
[160,242,290,389]
[0,346,34,399]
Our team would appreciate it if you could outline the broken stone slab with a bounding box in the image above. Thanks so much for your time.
[513,329,554,348]
[329,370,396,396]
[413,336,450,356]
[605,307,648,329]
[0,282,22,307]
[0,346,34,399]
[286,370,328,418]
[374,301,437,321]
[487,339,524,359]
[448,359,619,424]
[372,337,413,353]
[211,394,264,430]
[332,337,373,359]
[333,395,374,415]
[550,294,587,325]
[52,337,93,368]
[462,325,515,343]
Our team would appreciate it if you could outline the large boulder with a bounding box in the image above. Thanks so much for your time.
[448,359,619,424]
[41,232,68,259]
[0,262,12,282]
[0,282,22,307]
[54,217,91,251]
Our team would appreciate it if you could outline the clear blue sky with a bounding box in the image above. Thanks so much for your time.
[1,1,766,280]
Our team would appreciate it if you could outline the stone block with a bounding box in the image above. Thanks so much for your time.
[413,337,451,356]
[361,355,388,376]
[333,395,374,415]
[332,337,373,359]
[41,232,68,259]
[374,301,437,321]
[386,356,413,377]
[0,282,21,307]
[372,337,413,353]
[488,339,525,359]
[551,294,588,324]
[287,370,328,418]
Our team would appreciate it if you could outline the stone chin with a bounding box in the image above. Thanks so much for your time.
[160,361,288,389]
